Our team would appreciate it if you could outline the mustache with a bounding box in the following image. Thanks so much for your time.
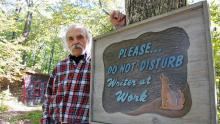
[70,44,84,50]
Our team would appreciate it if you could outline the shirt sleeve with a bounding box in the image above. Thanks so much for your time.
[41,68,56,124]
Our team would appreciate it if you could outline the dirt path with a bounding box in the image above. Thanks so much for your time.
[0,111,33,124]
[0,100,42,124]
[0,88,42,123]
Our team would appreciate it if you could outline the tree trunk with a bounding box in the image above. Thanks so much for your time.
[12,0,22,39]
[48,43,55,74]
[22,0,33,42]
[125,0,186,24]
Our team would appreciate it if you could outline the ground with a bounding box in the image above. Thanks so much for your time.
[0,88,42,124]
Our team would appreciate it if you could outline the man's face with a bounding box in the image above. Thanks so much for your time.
[66,27,88,56]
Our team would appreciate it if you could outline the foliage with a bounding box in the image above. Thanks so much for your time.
[210,1,220,77]
[218,111,220,124]
[0,41,27,81]
[0,0,117,84]
[210,2,220,122]
[0,90,10,112]
[9,110,42,124]
[0,105,9,113]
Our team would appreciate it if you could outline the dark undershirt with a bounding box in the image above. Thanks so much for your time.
[69,55,84,64]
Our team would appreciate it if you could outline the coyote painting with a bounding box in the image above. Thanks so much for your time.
[160,74,185,110]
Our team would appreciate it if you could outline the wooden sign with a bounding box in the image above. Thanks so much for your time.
[90,2,217,124]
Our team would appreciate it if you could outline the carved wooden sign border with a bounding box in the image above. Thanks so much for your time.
[102,27,191,117]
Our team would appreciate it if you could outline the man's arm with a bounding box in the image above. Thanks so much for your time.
[41,70,56,124]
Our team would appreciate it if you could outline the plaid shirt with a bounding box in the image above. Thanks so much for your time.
[41,54,90,124]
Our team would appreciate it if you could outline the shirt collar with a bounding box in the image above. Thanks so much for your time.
[68,53,90,64]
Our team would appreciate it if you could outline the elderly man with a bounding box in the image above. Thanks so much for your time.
[41,24,92,124]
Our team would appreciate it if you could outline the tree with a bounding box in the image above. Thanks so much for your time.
[0,0,117,96]
[22,0,33,42]
[125,0,186,24]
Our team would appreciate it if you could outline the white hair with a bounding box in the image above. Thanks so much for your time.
[63,24,92,59]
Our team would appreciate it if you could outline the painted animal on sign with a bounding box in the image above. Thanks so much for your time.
[160,74,185,110]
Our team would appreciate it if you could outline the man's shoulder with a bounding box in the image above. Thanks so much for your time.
[49,58,69,76]
[56,57,69,66]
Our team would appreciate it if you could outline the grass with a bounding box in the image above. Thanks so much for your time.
[0,104,9,112]
[9,110,42,124]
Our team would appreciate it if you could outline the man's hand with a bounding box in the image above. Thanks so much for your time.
[109,10,126,29]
